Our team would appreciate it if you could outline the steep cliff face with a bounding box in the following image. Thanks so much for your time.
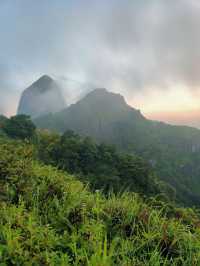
[17,75,66,118]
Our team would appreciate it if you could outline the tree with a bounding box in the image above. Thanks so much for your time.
[37,129,60,164]
[0,115,8,129]
[2,115,36,140]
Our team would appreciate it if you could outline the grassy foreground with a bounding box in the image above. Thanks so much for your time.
[1,139,200,265]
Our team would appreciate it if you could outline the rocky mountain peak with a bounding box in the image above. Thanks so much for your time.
[17,75,66,118]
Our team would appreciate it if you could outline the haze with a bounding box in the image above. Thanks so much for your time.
[0,0,200,127]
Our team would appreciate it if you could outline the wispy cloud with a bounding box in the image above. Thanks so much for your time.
[0,0,200,119]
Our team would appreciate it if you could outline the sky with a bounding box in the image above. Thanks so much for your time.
[1,0,200,127]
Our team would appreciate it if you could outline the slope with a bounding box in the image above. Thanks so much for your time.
[1,138,200,265]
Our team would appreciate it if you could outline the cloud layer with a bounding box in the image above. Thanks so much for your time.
[1,0,200,119]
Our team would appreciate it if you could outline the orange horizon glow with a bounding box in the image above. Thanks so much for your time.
[126,84,200,128]
[145,109,200,128]
[4,85,200,128]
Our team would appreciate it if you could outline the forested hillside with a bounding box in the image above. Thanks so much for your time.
[37,130,161,198]
[1,133,200,265]
[34,89,200,206]
[0,115,162,199]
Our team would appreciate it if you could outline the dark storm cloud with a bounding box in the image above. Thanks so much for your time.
[0,0,200,114]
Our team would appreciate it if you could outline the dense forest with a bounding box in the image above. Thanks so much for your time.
[1,115,200,265]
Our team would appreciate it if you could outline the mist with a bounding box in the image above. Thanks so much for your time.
[1,0,200,124]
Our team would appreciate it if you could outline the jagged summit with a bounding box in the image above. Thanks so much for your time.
[26,75,54,93]
[39,74,52,81]
[17,75,66,118]
[37,74,53,81]
[32,75,54,93]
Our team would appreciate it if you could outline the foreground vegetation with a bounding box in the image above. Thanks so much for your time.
[1,138,200,265]
[0,115,167,199]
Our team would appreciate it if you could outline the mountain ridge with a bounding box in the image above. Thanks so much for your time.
[34,88,200,205]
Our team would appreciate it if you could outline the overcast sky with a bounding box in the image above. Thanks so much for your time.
[1,0,200,126]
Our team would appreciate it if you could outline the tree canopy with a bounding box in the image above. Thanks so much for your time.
[2,115,36,140]
[37,130,161,197]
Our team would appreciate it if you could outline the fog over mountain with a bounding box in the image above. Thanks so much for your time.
[17,75,67,118]
[1,0,200,126]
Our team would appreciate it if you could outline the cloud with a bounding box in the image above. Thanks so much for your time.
[0,0,200,116]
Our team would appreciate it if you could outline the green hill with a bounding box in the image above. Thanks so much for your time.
[36,129,162,198]
[35,89,200,206]
[1,138,200,265]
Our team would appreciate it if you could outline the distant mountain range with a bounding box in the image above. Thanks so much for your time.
[18,75,200,205]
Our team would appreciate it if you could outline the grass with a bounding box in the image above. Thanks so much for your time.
[0,140,200,265]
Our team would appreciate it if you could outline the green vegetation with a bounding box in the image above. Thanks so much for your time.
[37,130,160,198]
[0,115,8,136]
[2,114,36,140]
[0,115,8,127]
[1,138,200,265]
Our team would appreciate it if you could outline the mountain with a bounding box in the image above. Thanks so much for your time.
[35,88,147,142]
[17,75,66,118]
[34,88,200,152]
[35,88,200,206]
